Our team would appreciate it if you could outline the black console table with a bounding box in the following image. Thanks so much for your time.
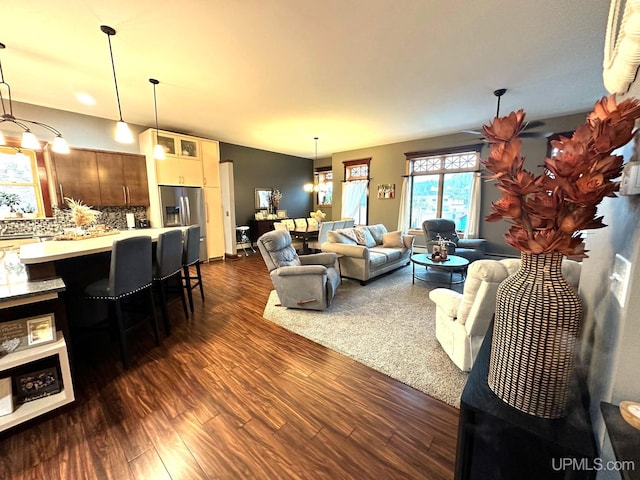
[249,219,282,243]
[601,402,640,480]
[455,322,596,480]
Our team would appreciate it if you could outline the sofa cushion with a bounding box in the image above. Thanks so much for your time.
[327,230,357,245]
[382,230,404,248]
[368,251,389,267]
[370,246,404,262]
[366,224,388,245]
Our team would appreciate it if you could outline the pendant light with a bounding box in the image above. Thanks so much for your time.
[149,78,165,160]
[0,42,69,153]
[100,25,133,144]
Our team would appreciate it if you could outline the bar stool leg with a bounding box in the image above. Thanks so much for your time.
[195,262,205,302]
[183,265,195,313]
[159,280,171,336]
[114,298,130,369]
[148,289,161,346]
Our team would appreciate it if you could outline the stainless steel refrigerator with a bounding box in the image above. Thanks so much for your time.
[158,185,207,261]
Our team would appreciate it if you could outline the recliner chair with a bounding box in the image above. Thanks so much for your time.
[258,229,341,311]
[422,219,487,263]
[428,257,582,371]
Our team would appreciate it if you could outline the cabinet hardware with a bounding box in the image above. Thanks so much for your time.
[59,184,64,203]
[122,185,127,205]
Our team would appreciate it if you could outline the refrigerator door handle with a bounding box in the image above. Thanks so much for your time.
[184,196,192,225]
[179,196,186,225]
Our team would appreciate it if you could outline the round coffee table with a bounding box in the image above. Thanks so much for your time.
[410,253,470,287]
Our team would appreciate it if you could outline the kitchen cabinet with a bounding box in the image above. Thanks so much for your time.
[47,147,149,207]
[204,186,225,259]
[201,140,220,187]
[47,147,101,207]
[140,129,227,253]
[96,152,149,206]
[142,130,203,186]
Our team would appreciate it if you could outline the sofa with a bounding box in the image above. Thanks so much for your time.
[428,257,582,371]
[321,224,414,285]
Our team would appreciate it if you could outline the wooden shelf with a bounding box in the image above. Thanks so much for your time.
[0,331,75,433]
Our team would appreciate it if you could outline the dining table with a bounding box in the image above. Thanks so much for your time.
[289,226,319,254]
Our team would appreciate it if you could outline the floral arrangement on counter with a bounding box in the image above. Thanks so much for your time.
[310,209,326,221]
[482,94,640,257]
[66,197,100,227]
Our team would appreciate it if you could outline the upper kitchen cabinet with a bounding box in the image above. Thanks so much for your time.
[46,147,101,207]
[46,147,149,208]
[201,140,220,187]
[96,152,149,206]
[141,130,203,186]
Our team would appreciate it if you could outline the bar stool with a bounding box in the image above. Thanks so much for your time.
[235,225,255,256]
[154,229,189,335]
[183,225,205,313]
[83,236,160,369]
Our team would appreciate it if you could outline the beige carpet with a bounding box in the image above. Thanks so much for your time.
[262,265,468,407]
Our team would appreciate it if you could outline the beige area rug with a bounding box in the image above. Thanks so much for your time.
[262,265,468,407]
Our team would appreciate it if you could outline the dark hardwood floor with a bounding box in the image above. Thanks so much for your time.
[0,253,459,480]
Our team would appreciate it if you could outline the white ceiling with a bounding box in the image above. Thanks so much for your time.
[0,1,611,158]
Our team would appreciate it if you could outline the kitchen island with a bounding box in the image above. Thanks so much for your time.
[19,227,184,281]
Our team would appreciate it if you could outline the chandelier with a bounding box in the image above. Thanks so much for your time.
[0,42,69,153]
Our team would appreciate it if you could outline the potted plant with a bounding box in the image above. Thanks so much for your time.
[0,192,22,218]
[482,94,640,418]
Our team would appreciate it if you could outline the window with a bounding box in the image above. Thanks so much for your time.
[343,158,370,225]
[0,147,46,218]
[406,146,480,232]
[315,167,333,206]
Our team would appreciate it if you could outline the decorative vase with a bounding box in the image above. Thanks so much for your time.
[488,252,583,418]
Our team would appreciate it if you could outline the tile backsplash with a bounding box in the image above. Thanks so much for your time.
[0,206,149,236]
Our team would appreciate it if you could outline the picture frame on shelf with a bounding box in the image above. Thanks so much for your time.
[27,316,55,346]
[13,366,61,404]
[0,314,56,354]
[255,188,273,209]
[277,210,287,219]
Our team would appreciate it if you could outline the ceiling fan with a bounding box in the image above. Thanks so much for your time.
[462,88,548,139]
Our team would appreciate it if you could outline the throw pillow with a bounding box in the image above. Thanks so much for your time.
[327,230,357,245]
[335,228,359,243]
[366,224,388,245]
[355,227,377,248]
[382,230,404,248]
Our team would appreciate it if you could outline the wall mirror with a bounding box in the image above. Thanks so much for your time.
[255,188,272,209]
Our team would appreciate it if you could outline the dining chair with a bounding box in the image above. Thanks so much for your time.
[154,229,189,335]
[82,236,160,369]
[183,225,205,313]
[294,218,308,229]
[332,220,345,230]
[306,217,318,227]
[283,219,295,230]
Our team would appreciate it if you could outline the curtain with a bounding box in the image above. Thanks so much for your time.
[465,171,482,239]
[397,177,410,232]
[341,181,367,220]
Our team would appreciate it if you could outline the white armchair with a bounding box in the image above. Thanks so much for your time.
[429,257,582,371]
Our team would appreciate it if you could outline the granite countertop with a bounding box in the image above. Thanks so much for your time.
[0,277,66,306]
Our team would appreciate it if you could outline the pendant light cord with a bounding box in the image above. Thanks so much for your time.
[152,82,160,133]
[105,33,124,122]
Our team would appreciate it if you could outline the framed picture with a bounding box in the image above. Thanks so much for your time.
[277,210,287,219]
[378,184,395,199]
[255,188,273,209]
[13,367,61,404]
[0,314,56,354]
[27,315,55,346]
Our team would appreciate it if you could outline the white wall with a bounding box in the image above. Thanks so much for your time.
[579,133,640,475]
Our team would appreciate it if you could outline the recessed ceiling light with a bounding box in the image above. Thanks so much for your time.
[76,93,95,105]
